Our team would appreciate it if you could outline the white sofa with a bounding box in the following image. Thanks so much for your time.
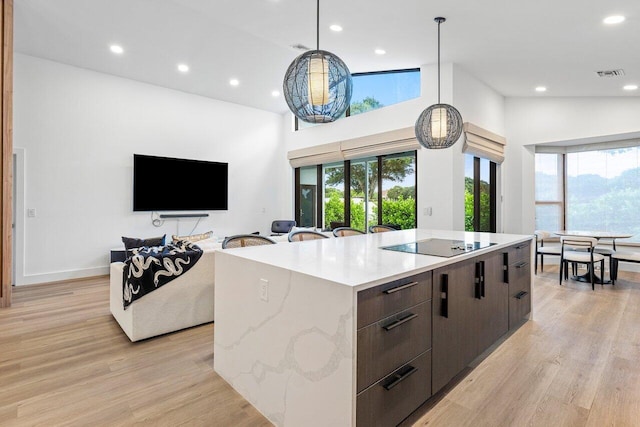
[109,235,291,341]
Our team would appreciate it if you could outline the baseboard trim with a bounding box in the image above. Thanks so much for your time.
[17,266,110,286]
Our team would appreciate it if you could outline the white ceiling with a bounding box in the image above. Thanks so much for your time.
[15,0,640,114]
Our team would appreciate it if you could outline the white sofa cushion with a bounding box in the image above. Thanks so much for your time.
[110,248,216,342]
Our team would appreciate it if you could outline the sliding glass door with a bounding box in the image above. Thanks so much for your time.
[465,154,496,232]
[349,158,378,232]
[294,151,417,231]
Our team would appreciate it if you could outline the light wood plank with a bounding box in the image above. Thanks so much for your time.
[408,267,640,426]
[1,278,270,426]
[3,268,640,425]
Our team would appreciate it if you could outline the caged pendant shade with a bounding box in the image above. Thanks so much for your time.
[415,17,463,149]
[283,0,352,123]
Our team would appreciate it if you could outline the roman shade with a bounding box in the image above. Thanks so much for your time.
[287,142,343,168]
[287,127,421,167]
[340,127,420,160]
[462,123,506,164]
[535,138,640,154]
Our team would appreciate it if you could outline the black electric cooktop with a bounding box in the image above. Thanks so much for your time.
[381,238,497,258]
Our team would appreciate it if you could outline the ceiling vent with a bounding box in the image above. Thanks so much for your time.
[596,69,625,77]
[290,43,311,51]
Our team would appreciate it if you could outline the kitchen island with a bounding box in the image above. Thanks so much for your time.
[214,229,533,427]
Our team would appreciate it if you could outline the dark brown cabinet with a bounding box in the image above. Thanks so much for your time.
[431,257,479,393]
[476,250,509,354]
[432,242,528,394]
[504,241,532,329]
[356,271,432,427]
[356,351,431,427]
[356,240,532,425]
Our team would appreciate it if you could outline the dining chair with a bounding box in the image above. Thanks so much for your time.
[333,227,366,237]
[559,236,605,290]
[288,230,329,242]
[222,234,276,249]
[594,238,617,280]
[369,224,397,233]
[534,230,561,274]
[270,220,296,236]
[610,251,640,285]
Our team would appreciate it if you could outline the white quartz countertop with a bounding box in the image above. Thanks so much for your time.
[218,229,533,289]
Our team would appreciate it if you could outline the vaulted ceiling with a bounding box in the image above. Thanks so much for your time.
[15,0,640,113]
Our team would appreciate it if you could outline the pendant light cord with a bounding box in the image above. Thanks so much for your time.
[437,19,441,104]
[316,0,320,51]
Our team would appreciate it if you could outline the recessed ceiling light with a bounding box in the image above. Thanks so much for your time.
[604,15,625,24]
[374,48,386,55]
[329,24,343,32]
[177,64,189,73]
[229,79,239,86]
[271,90,280,97]
[109,45,124,54]
[535,86,547,92]
[623,84,638,91]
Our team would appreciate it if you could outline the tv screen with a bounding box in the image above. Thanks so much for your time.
[133,154,228,211]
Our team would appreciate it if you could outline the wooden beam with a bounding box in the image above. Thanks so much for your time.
[0,0,12,308]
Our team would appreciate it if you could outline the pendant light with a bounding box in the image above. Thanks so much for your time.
[283,0,353,124]
[415,17,463,149]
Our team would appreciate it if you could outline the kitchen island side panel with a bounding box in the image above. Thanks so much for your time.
[214,251,355,427]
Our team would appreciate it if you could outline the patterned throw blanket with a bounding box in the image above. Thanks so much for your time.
[122,241,203,309]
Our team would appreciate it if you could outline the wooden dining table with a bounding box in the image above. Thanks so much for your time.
[555,230,634,283]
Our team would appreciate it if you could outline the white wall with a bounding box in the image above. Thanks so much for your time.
[452,65,505,231]
[282,63,506,232]
[14,54,287,285]
[504,96,640,234]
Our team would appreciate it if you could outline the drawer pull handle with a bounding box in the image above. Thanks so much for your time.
[515,261,528,269]
[382,366,418,391]
[475,262,482,300]
[515,291,528,299]
[383,281,419,294]
[382,312,418,331]
[480,261,485,298]
[441,274,448,318]
[503,253,509,283]
[515,244,527,250]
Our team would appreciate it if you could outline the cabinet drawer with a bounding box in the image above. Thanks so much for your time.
[357,301,431,392]
[506,241,531,266]
[357,350,431,427]
[508,260,531,329]
[357,272,432,329]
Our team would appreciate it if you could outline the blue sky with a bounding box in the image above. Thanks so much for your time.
[351,71,420,107]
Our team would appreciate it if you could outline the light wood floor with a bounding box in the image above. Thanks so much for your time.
[1,269,639,426]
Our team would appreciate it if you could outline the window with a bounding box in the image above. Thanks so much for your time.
[464,154,496,232]
[566,147,640,242]
[349,158,378,232]
[295,151,417,230]
[322,162,347,229]
[295,69,420,130]
[535,146,640,243]
[349,69,421,116]
[535,153,564,231]
[381,153,416,229]
[295,166,319,227]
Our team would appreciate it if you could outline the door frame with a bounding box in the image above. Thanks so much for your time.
[12,148,23,286]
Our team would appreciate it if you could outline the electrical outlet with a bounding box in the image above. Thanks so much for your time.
[259,279,268,302]
[423,207,432,216]
[27,208,37,218]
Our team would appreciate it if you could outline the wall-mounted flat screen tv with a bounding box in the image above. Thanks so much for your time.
[133,154,228,211]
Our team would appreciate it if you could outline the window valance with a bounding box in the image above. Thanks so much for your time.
[462,123,506,164]
[287,142,343,168]
[287,127,421,167]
